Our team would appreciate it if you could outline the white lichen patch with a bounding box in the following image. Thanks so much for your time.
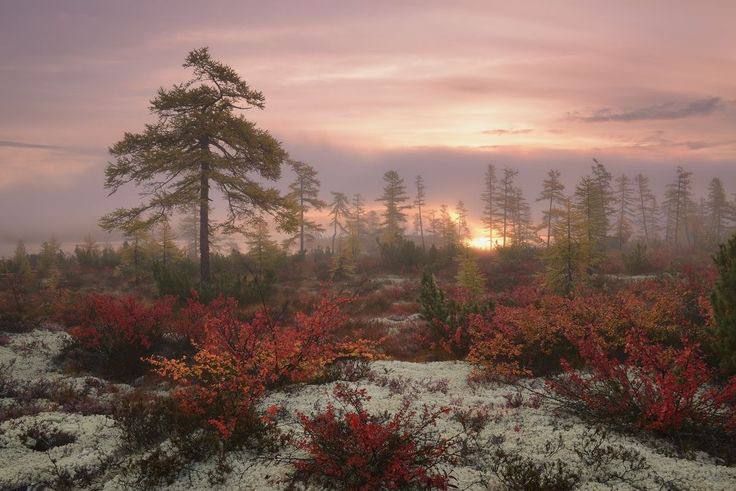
[0,327,71,382]
[2,328,736,489]
[0,412,122,489]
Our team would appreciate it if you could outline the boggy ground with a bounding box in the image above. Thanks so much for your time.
[2,327,735,490]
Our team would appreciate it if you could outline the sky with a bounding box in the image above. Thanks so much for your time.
[1,1,735,253]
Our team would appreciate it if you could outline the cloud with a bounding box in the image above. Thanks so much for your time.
[0,139,102,155]
[482,128,533,136]
[575,97,723,122]
[0,140,67,150]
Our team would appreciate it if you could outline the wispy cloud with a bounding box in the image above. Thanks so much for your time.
[0,139,102,155]
[574,97,723,123]
[482,128,533,136]
[0,140,68,150]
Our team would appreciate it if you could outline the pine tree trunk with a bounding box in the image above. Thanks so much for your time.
[299,180,305,254]
[332,218,337,254]
[638,184,649,244]
[199,136,210,284]
[418,205,425,250]
[547,196,553,247]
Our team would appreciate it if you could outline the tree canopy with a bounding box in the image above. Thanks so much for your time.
[100,47,295,282]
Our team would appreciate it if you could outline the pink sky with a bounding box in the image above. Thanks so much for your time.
[1,1,735,249]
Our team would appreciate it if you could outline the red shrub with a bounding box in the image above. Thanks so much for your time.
[173,292,237,345]
[150,295,378,440]
[467,275,718,380]
[293,383,454,490]
[57,293,176,378]
[548,331,736,435]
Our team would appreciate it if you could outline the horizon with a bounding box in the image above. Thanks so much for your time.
[1,1,735,253]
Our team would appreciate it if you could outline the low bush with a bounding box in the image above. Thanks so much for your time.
[56,293,177,380]
[466,273,716,380]
[292,383,455,490]
[548,331,736,461]
[419,271,492,358]
[150,295,377,442]
[486,447,581,491]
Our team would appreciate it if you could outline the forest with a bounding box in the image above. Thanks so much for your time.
[2,11,736,491]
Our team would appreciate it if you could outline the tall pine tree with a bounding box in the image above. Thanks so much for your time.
[100,47,295,284]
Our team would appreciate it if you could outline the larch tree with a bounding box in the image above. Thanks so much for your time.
[512,187,534,245]
[455,200,471,243]
[663,166,694,248]
[348,193,366,256]
[591,159,615,235]
[328,191,351,254]
[177,203,204,260]
[496,167,519,247]
[574,175,607,266]
[614,174,636,248]
[537,169,565,247]
[377,170,411,244]
[634,174,658,244]
[437,204,458,249]
[38,236,62,276]
[545,197,581,296]
[455,248,486,299]
[706,177,731,244]
[712,232,736,375]
[414,175,427,250]
[99,47,295,284]
[245,215,282,278]
[287,160,326,254]
[120,222,151,284]
[480,163,497,249]
[156,218,178,268]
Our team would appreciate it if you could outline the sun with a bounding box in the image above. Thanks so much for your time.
[467,235,492,250]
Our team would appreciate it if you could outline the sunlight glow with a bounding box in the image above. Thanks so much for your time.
[467,236,492,250]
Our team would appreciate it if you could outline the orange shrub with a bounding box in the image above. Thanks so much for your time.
[150,295,378,440]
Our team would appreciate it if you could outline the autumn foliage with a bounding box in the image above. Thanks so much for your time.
[293,383,454,490]
[58,293,176,378]
[150,295,377,441]
[548,331,736,436]
[464,274,716,380]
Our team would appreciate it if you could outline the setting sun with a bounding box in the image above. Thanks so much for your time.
[467,235,492,250]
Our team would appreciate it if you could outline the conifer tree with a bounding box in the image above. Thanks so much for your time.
[545,198,581,296]
[455,200,471,243]
[100,48,295,284]
[245,215,281,277]
[706,177,731,244]
[634,173,658,244]
[377,170,411,244]
[120,223,151,284]
[480,163,497,249]
[663,166,694,248]
[287,161,326,254]
[712,232,736,374]
[456,248,485,299]
[12,241,32,278]
[38,237,62,276]
[437,204,458,249]
[178,204,201,260]
[614,174,635,248]
[414,175,427,250]
[592,159,615,234]
[348,193,366,256]
[156,218,179,267]
[496,167,519,247]
[574,174,607,265]
[328,191,351,253]
[537,169,565,247]
[511,186,534,245]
